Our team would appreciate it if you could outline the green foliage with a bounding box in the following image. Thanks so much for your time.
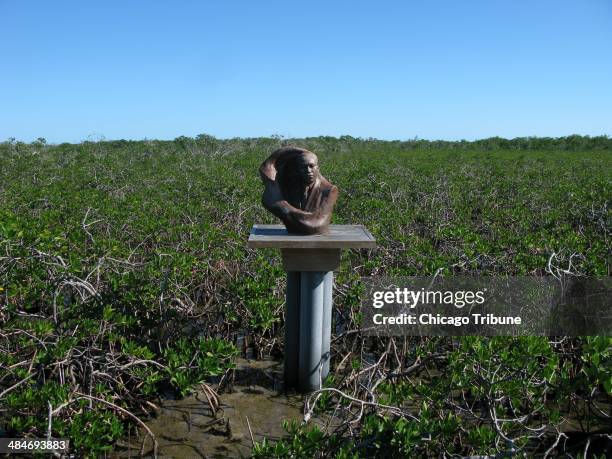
[0,136,609,456]
[229,257,284,332]
[163,337,237,396]
[260,336,610,457]
[253,420,345,458]
[580,337,612,394]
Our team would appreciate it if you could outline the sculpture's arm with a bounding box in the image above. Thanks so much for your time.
[259,148,289,182]
[261,181,303,221]
[289,185,338,232]
[259,160,276,183]
[262,183,338,234]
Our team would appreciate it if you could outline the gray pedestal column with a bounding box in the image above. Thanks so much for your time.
[298,271,325,391]
[284,270,334,392]
[284,271,301,389]
[322,271,333,380]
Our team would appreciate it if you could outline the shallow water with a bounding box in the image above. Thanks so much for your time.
[111,358,304,458]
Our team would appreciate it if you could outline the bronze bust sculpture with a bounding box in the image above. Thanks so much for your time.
[259,146,338,234]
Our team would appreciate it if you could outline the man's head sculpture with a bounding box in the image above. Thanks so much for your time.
[259,146,338,234]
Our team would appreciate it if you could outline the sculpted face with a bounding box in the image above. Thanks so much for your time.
[297,152,319,186]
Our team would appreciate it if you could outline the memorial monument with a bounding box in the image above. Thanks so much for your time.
[249,146,376,392]
[259,146,338,234]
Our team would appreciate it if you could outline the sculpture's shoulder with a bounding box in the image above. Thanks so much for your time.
[318,177,338,194]
[326,184,339,198]
[317,179,338,204]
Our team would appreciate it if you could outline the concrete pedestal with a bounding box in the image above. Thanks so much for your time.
[248,224,376,392]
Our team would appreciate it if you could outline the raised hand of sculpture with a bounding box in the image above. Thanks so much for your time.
[259,146,338,234]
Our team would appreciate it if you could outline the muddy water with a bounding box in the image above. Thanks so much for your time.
[112,358,304,458]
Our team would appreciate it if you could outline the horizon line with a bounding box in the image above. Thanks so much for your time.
[4,133,611,146]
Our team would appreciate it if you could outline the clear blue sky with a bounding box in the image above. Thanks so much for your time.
[1,0,610,143]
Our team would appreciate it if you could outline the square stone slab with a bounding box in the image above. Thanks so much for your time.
[247,224,376,249]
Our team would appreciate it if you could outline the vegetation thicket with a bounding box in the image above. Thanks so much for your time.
[0,135,610,457]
